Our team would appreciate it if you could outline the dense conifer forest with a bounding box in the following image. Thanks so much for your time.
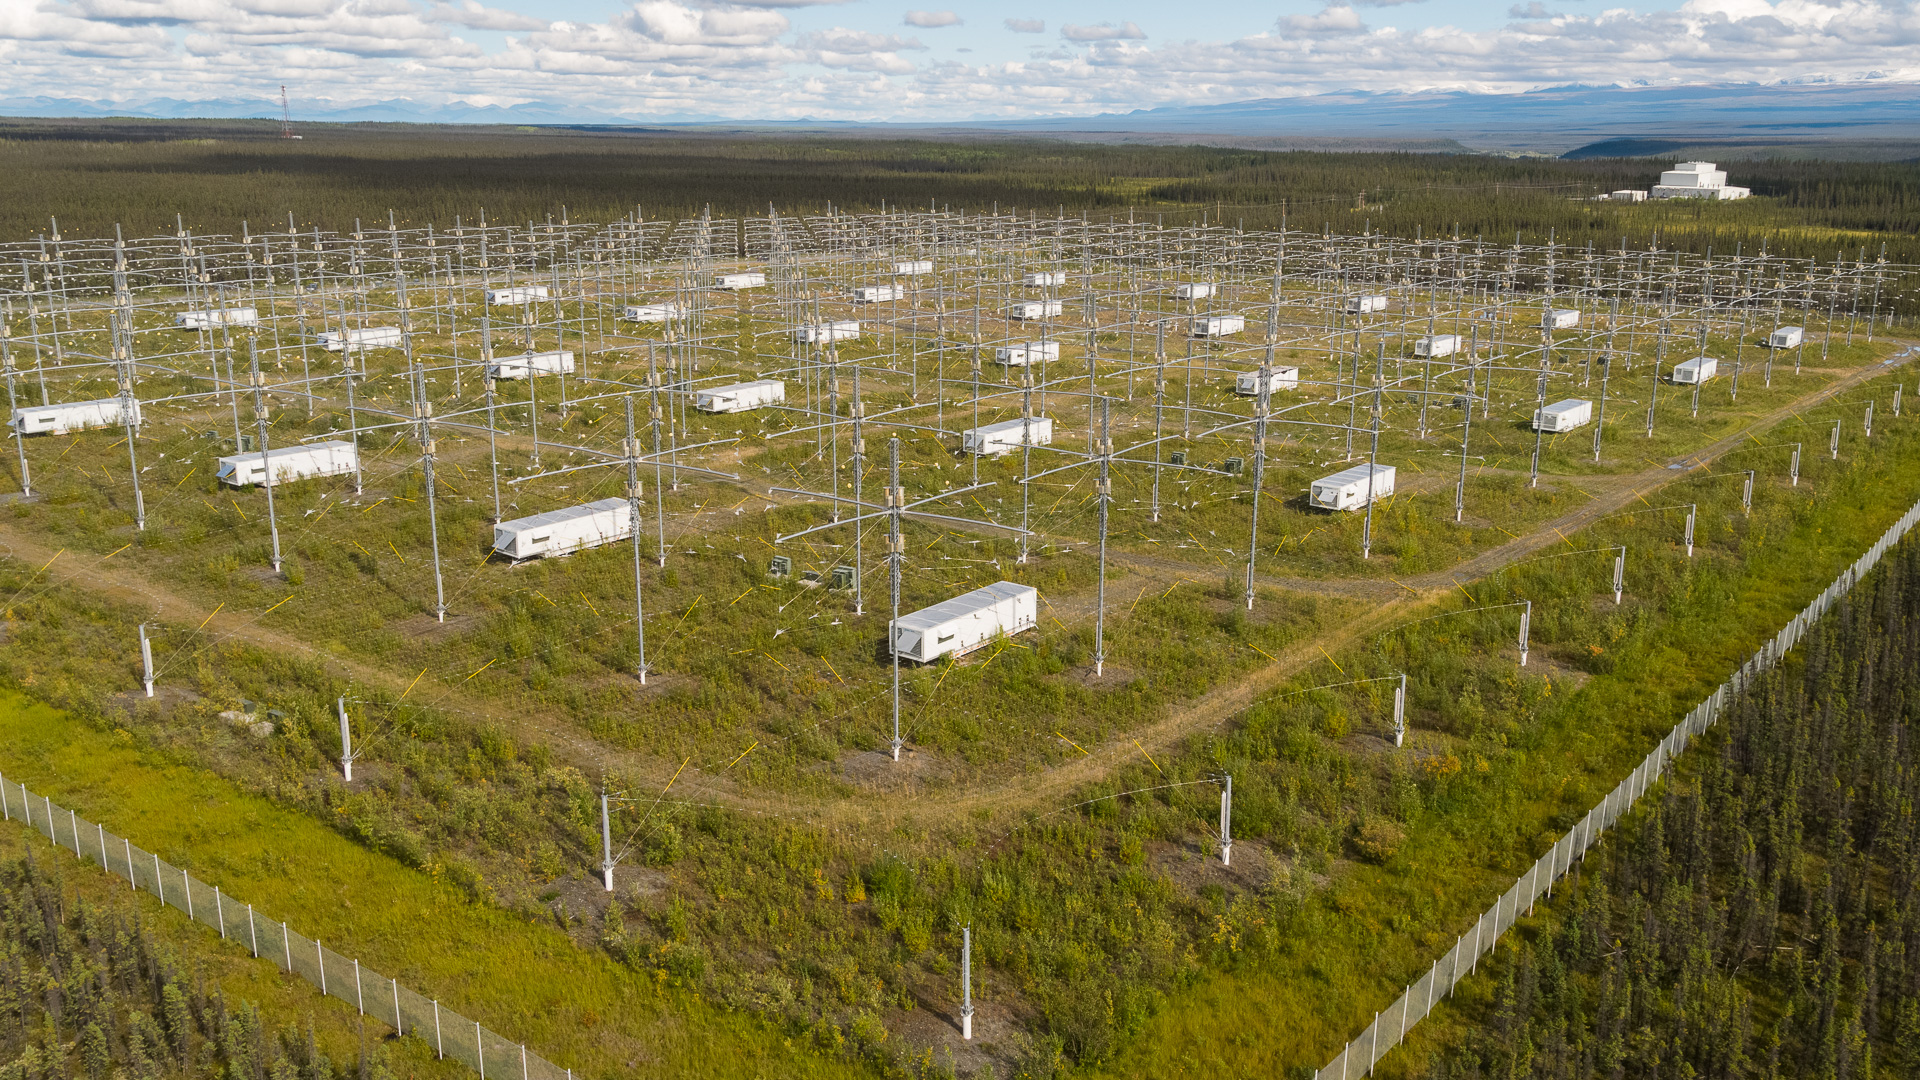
[0,852,397,1080]
[1421,537,1920,1079]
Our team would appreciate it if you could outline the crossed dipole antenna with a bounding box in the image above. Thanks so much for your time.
[772,435,1027,762]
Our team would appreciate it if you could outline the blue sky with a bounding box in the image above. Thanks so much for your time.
[1,0,1913,121]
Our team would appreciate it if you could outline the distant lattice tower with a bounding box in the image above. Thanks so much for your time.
[279,86,297,140]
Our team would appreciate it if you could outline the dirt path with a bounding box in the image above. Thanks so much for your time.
[2,342,1913,833]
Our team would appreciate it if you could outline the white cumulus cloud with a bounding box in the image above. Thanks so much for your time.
[904,10,960,27]
[1061,20,1146,41]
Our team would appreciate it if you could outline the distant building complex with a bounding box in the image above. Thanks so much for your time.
[1606,161,1751,203]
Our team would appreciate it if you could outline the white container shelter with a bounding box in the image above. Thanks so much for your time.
[1022,271,1067,287]
[1544,309,1581,330]
[1768,326,1805,349]
[716,272,767,290]
[1009,300,1063,320]
[175,307,258,330]
[10,397,141,435]
[1173,283,1215,300]
[1672,357,1719,384]
[853,285,904,303]
[1310,464,1396,511]
[963,416,1053,455]
[487,350,575,380]
[1343,295,1388,314]
[995,341,1061,366]
[1532,398,1593,432]
[486,285,549,305]
[216,441,358,488]
[890,581,1039,663]
[492,498,631,562]
[1608,190,1649,202]
[1235,367,1299,396]
[794,321,862,343]
[1192,315,1245,338]
[695,379,785,413]
[893,260,934,276]
[624,303,684,323]
[1414,335,1462,358]
[319,326,403,353]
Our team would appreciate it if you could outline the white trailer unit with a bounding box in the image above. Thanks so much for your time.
[716,272,767,290]
[1533,398,1593,432]
[1311,464,1396,511]
[1008,300,1063,320]
[486,286,549,305]
[1343,295,1388,314]
[1544,308,1581,330]
[624,303,684,323]
[1022,271,1068,287]
[853,285,904,303]
[1192,315,1245,338]
[1235,367,1300,396]
[1414,334,1462,358]
[216,440,358,488]
[319,326,403,353]
[1173,283,1215,300]
[492,498,631,562]
[10,397,141,435]
[891,581,1038,663]
[893,260,934,275]
[995,341,1061,366]
[174,307,258,330]
[963,416,1053,455]
[487,350,575,380]
[1768,326,1805,349]
[794,321,862,343]
[695,379,785,413]
[1672,357,1719,384]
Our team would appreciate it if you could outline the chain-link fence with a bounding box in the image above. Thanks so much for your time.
[1316,494,1920,1080]
[0,779,576,1080]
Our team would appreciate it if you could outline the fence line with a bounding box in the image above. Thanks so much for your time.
[0,779,575,1080]
[1316,493,1920,1080]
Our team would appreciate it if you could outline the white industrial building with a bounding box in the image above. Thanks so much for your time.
[1651,162,1750,201]
[695,379,785,413]
[1532,398,1593,432]
[1343,295,1389,314]
[1672,357,1719,384]
[10,397,141,435]
[217,441,358,487]
[1173,283,1215,300]
[716,272,767,290]
[890,581,1038,663]
[319,326,402,353]
[492,498,631,562]
[853,285,904,303]
[1768,326,1805,349]
[893,260,934,275]
[1311,464,1396,511]
[1414,334,1462,358]
[963,416,1052,455]
[1235,367,1299,396]
[1009,300,1064,320]
[623,303,684,323]
[175,307,258,330]
[1022,271,1068,287]
[1607,190,1649,203]
[1544,308,1581,330]
[794,321,862,343]
[995,341,1061,366]
[486,285,549,305]
[487,350,574,380]
[1192,315,1245,338]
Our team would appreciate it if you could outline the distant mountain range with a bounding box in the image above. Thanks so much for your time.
[2,80,1916,155]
